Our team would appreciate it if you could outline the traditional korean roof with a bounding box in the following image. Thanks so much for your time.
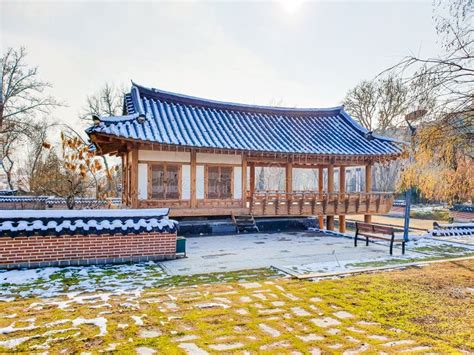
[87,83,403,157]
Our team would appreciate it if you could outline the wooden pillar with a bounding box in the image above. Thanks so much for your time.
[190,149,197,208]
[327,164,334,230]
[318,167,324,229]
[241,154,247,208]
[286,162,293,194]
[121,153,127,205]
[249,163,255,195]
[364,163,372,223]
[339,166,346,233]
[130,149,139,208]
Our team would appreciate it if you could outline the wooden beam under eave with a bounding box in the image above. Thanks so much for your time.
[90,133,401,164]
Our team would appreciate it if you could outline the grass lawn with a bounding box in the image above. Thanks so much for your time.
[0,260,472,353]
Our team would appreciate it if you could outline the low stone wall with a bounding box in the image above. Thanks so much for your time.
[0,208,178,269]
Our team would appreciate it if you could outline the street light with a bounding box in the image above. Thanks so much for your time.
[403,109,427,242]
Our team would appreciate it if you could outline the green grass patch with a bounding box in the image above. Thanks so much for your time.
[410,210,450,221]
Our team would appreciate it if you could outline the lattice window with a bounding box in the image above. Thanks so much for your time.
[150,164,180,200]
[206,166,233,199]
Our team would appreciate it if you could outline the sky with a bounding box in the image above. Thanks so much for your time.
[1,0,439,132]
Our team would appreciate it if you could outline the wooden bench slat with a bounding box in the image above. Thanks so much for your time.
[355,222,405,255]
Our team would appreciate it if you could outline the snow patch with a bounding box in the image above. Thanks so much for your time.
[72,317,107,336]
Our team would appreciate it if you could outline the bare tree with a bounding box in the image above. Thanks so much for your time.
[31,130,113,209]
[0,125,21,190]
[390,0,472,125]
[16,120,56,191]
[343,75,418,134]
[80,83,125,120]
[342,81,379,131]
[1,47,60,189]
[1,47,59,131]
[30,148,94,209]
[79,83,125,197]
[392,0,473,203]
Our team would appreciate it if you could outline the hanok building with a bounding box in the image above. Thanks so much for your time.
[87,83,402,232]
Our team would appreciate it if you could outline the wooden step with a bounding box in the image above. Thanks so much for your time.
[232,213,259,233]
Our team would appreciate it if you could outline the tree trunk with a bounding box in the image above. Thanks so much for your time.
[0,101,4,130]
[66,195,75,210]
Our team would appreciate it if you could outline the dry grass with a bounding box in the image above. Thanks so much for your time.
[0,260,472,353]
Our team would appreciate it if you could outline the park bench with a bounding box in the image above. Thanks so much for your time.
[355,222,405,255]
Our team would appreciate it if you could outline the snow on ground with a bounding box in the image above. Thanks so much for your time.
[1,230,472,300]
[282,233,474,275]
[0,268,60,285]
[0,262,167,300]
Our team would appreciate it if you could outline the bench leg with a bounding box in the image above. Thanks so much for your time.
[366,237,369,246]
[390,241,393,255]
[354,232,358,247]
[402,242,405,255]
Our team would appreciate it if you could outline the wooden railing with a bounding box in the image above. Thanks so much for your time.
[248,191,394,216]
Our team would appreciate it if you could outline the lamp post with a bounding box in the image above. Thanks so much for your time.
[403,110,427,242]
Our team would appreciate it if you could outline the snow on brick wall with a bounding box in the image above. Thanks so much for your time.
[0,232,177,268]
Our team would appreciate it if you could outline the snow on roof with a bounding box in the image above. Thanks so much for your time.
[0,196,121,205]
[0,208,169,219]
[0,208,177,237]
[87,83,403,157]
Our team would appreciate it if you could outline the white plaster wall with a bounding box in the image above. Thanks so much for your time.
[196,152,241,165]
[196,165,205,199]
[233,166,242,199]
[138,163,148,200]
[139,150,190,163]
[181,165,191,200]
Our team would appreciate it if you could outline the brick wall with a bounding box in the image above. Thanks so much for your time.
[0,232,177,269]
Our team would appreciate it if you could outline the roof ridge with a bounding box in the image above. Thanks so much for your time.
[131,81,343,116]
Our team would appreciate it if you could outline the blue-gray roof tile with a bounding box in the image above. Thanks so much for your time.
[87,83,402,157]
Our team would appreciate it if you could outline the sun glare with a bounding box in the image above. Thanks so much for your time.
[279,0,305,15]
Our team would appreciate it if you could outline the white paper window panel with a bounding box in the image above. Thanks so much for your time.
[181,165,191,200]
[233,166,242,199]
[138,163,148,200]
[196,165,205,199]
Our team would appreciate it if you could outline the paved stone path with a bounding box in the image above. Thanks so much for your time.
[0,276,456,353]
[161,232,415,275]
